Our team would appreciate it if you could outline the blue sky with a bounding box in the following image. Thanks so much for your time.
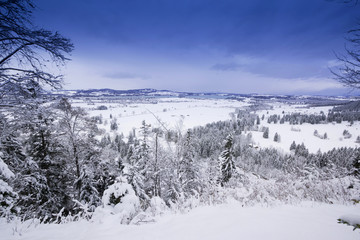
[34,0,359,95]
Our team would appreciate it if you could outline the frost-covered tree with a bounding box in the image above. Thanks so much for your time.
[55,98,102,206]
[179,129,201,196]
[125,144,149,208]
[218,134,236,186]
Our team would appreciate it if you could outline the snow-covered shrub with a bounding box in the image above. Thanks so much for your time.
[0,155,18,218]
[338,216,360,231]
[343,130,352,139]
[290,126,301,132]
[93,177,140,224]
[146,196,168,216]
[96,105,108,110]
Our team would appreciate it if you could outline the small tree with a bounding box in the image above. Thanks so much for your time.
[263,127,269,139]
[273,132,280,142]
[290,141,296,151]
[110,119,118,131]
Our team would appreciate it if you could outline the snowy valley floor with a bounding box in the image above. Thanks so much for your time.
[2,202,360,240]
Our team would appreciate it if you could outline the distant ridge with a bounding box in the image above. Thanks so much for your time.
[50,88,357,102]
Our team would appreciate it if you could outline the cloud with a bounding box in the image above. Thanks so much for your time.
[210,62,242,71]
[103,72,151,80]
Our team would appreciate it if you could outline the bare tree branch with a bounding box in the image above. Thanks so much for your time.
[0,0,73,103]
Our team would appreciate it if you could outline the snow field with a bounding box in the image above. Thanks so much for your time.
[77,98,360,153]
[73,97,249,135]
[251,104,360,153]
[2,203,359,240]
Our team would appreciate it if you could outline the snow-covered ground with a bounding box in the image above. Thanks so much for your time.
[251,104,360,153]
[73,97,249,135]
[2,203,359,240]
[73,97,360,153]
[2,96,359,239]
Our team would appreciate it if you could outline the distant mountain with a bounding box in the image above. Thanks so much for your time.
[50,88,357,103]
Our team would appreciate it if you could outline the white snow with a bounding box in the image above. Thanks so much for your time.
[339,214,360,228]
[0,156,14,179]
[94,177,140,224]
[251,104,360,153]
[2,203,360,240]
[72,97,249,135]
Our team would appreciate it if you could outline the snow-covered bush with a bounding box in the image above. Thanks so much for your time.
[146,196,168,216]
[93,177,140,224]
[343,130,352,139]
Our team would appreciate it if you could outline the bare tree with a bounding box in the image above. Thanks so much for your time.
[331,1,359,89]
[332,27,360,89]
[0,0,73,102]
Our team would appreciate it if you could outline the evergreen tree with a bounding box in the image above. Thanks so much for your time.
[179,130,201,196]
[290,141,296,151]
[125,144,149,208]
[218,134,236,186]
[353,152,360,177]
[263,127,269,139]
[273,132,280,142]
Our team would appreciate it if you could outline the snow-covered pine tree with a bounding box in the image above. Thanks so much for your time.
[218,134,236,186]
[179,129,201,197]
[125,144,149,208]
